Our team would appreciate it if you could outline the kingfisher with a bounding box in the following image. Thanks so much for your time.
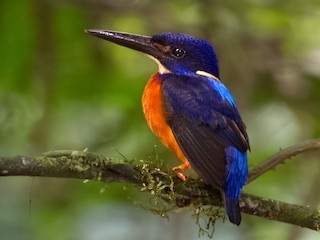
[85,29,249,225]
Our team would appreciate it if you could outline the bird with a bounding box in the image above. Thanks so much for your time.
[85,29,249,225]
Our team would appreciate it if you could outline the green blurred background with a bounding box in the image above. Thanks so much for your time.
[0,0,320,239]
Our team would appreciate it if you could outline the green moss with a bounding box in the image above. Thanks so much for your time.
[193,206,225,238]
[134,156,223,238]
[135,158,176,218]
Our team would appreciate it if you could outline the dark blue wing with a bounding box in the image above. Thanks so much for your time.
[161,73,249,188]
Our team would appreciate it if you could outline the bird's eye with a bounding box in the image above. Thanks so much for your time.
[170,47,186,58]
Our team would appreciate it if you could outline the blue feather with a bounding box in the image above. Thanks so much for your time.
[224,146,248,225]
[206,77,237,107]
[225,146,248,200]
[162,73,242,125]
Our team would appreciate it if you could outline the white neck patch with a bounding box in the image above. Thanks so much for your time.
[196,70,220,81]
[147,55,171,74]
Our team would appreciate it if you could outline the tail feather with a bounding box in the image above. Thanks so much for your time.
[224,146,248,225]
[225,197,241,225]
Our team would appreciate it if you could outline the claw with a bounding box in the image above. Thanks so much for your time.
[175,171,187,181]
[172,161,190,181]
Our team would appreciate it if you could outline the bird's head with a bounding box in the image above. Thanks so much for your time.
[86,30,220,79]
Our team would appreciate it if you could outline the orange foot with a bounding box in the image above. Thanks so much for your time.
[172,161,190,181]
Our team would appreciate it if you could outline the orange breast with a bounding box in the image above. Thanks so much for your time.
[142,73,187,162]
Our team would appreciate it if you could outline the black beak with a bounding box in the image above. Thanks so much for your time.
[85,29,160,58]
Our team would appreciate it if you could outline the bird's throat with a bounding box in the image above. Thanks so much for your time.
[147,55,171,74]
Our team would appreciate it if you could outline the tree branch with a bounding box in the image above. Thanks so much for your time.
[0,149,319,232]
[248,138,320,183]
[0,150,140,184]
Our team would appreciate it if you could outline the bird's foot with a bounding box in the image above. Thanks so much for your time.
[172,161,190,181]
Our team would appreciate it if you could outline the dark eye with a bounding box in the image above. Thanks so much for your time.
[170,47,186,58]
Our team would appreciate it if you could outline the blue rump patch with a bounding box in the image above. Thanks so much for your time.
[225,146,248,199]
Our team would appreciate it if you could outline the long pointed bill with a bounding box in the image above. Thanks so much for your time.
[85,29,160,57]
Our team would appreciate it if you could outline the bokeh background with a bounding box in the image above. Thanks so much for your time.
[0,0,320,239]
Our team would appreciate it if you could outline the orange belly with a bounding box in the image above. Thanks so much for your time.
[142,73,187,162]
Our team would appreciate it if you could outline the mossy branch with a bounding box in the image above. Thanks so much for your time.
[0,143,319,232]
